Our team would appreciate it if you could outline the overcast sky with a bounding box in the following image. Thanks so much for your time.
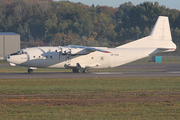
[54,0,180,10]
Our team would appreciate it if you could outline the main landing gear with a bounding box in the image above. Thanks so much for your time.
[27,68,88,73]
[72,68,89,73]
[28,69,33,74]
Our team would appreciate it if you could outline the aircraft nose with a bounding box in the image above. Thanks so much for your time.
[4,55,10,61]
[4,56,7,61]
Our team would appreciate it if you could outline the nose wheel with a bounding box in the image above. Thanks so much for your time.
[28,69,33,74]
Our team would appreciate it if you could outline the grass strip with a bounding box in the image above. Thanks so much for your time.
[0,77,180,95]
[0,77,180,120]
[0,101,180,120]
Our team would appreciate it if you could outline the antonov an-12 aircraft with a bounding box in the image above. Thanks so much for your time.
[4,16,176,73]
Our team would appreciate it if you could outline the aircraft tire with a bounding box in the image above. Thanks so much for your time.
[73,68,87,73]
[78,68,83,73]
[28,69,33,74]
[83,68,89,73]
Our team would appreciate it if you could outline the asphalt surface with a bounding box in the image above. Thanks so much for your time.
[1,63,180,78]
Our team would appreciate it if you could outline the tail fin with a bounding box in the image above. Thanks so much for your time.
[150,16,172,41]
[117,16,176,51]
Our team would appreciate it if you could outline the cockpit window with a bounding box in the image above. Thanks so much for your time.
[10,50,21,55]
[10,50,27,56]
[22,51,27,54]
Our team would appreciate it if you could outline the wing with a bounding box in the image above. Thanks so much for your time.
[66,45,111,55]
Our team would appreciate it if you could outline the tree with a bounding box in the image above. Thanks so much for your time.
[0,0,180,49]
[52,33,63,46]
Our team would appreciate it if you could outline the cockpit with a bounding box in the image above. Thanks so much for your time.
[10,50,27,56]
[4,49,28,64]
[5,50,27,60]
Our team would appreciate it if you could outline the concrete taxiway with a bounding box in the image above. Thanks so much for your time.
[1,63,180,78]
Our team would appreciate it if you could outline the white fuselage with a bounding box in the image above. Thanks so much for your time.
[5,46,158,69]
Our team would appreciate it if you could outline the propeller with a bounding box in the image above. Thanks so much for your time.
[64,46,71,61]
[56,46,73,61]
[59,47,62,60]
[67,47,71,61]
[55,46,62,60]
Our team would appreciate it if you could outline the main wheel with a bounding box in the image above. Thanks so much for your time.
[83,68,89,73]
[78,68,83,73]
[28,69,33,74]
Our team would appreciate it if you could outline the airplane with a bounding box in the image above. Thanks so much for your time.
[4,16,176,73]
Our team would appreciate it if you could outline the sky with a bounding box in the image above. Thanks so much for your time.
[54,0,180,10]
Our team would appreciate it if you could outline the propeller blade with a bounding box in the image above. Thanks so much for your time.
[57,47,62,61]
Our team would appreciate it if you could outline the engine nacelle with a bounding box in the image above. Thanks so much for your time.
[55,48,70,54]
[55,47,91,55]
[69,48,90,55]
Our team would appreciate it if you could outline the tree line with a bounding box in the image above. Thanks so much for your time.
[0,0,180,49]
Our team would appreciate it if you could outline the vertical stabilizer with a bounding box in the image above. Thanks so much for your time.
[116,16,176,50]
[150,16,172,41]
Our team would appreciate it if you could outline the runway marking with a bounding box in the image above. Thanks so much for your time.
[167,71,180,74]
[93,72,123,75]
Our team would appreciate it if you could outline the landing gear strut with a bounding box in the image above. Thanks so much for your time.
[72,68,89,73]
[28,69,33,74]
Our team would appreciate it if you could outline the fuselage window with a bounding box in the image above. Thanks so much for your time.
[46,56,48,59]
[22,51,27,54]
[33,56,35,58]
[50,56,52,58]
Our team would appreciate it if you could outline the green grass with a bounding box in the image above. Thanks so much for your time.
[1,56,180,119]
[0,101,180,120]
[0,77,180,95]
[0,60,7,63]
[0,77,180,119]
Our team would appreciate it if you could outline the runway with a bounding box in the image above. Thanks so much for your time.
[1,63,180,78]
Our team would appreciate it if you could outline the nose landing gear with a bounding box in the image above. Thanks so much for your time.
[28,69,33,74]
